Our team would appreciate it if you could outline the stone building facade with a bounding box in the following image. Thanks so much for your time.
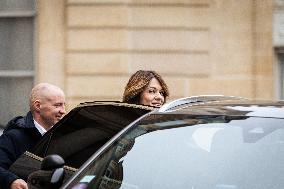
[36,0,274,109]
[0,0,281,126]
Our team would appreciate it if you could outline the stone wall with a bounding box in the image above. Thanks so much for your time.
[37,0,274,110]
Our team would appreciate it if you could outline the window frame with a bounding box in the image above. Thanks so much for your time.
[0,0,36,126]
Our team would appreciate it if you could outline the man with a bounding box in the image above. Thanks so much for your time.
[0,83,66,189]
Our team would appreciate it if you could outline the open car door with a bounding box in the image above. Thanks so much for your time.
[9,101,153,184]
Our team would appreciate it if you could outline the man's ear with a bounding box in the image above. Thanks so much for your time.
[34,100,41,112]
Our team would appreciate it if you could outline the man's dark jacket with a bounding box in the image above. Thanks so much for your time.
[0,112,41,189]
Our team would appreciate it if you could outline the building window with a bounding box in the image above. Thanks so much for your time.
[277,51,284,99]
[0,0,36,127]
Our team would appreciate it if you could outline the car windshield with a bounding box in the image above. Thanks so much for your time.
[66,114,284,189]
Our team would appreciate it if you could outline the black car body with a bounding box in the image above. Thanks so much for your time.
[59,96,284,189]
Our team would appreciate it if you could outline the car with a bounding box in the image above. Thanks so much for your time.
[23,95,284,189]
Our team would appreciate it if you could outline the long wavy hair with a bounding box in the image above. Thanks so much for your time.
[122,70,169,105]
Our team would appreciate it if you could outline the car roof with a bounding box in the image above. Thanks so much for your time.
[158,95,284,118]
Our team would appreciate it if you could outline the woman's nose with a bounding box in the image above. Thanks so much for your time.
[155,92,164,100]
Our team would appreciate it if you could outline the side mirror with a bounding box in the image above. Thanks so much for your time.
[41,154,65,186]
[28,154,65,189]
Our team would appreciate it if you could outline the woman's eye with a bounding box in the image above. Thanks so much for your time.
[159,91,165,96]
[148,89,155,93]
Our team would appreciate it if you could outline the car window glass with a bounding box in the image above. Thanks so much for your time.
[67,115,284,189]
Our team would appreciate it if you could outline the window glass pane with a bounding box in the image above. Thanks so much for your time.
[0,18,33,70]
[0,78,33,126]
[0,0,35,11]
[279,54,284,99]
[69,116,284,189]
[280,53,284,99]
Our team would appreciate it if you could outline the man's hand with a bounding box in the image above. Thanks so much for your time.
[10,179,28,189]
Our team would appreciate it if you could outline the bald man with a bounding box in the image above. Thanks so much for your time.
[0,83,66,189]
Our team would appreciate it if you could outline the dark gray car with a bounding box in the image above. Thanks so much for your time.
[60,96,284,189]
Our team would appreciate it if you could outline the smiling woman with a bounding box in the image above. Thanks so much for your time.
[122,70,169,108]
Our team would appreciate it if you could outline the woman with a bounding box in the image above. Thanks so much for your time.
[122,70,169,107]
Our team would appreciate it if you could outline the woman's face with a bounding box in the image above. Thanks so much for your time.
[139,78,165,107]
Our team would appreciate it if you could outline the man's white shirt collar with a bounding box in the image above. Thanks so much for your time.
[33,119,47,136]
